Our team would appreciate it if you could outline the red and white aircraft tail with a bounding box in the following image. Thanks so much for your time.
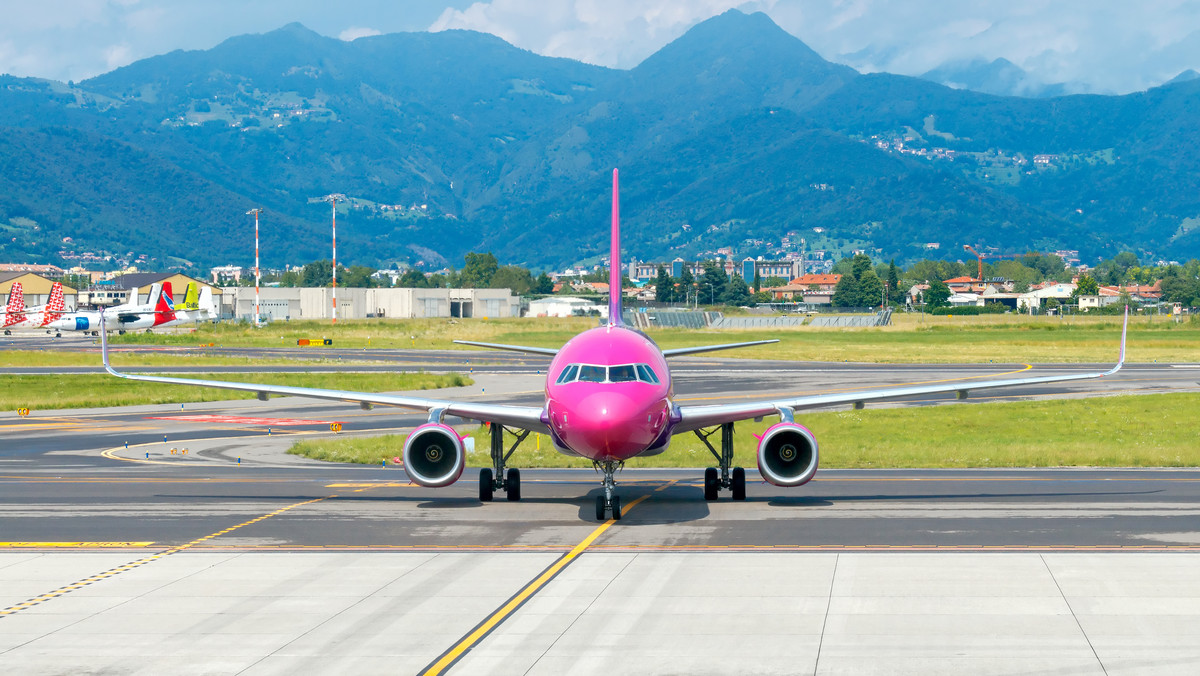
[3,282,25,328]
[41,282,65,325]
[153,282,177,326]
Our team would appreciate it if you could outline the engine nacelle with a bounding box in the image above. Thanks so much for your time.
[756,422,819,487]
[402,423,465,487]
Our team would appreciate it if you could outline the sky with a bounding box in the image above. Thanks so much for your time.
[1,0,1198,94]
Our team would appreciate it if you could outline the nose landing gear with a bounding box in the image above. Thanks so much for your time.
[594,460,623,520]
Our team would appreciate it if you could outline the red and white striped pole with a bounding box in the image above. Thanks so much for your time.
[323,194,344,324]
[331,200,337,324]
[246,208,262,327]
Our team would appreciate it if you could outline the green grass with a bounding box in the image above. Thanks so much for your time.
[0,350,385,369]
[2,372,470,411]
[88,313,1200,364]
[287,393,1200,468]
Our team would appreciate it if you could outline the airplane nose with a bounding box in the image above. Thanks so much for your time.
[561,391,659,460]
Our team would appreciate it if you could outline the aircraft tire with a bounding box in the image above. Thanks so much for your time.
[703,467,719,501]
[479,468,494,502]
[595,495,606,521]
[732,467,746,501]
[611,495,621,520]
[506,468,521,501]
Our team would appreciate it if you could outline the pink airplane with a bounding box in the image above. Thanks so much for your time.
[100,169,1127,520]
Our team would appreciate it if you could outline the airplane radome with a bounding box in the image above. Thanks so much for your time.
[99,169,1128,522]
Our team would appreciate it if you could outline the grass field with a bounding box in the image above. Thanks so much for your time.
[2,372,470,411]
[100,313,1199,364]
[0,350,382,369]
[287,392,1200,469]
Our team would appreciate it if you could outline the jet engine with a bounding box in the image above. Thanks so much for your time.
[402,423,465,487]
[756,422,819,487]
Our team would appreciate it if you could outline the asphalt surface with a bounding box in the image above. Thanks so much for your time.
[4,344,1200,674]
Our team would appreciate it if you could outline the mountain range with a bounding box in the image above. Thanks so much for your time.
[1,9,1199,273]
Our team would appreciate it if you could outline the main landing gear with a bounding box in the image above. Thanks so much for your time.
[694,422,746,501]
[594,460,623,521]
[479,422,528,502]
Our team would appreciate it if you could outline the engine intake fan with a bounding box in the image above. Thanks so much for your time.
[402,423,465,487]
[756,422,819,487]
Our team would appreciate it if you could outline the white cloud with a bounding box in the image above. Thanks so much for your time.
[103,43,134,72]
[339,26,382,41]
[430,0,1200,92]
[430,0,777,69]
[0,1,1197,92]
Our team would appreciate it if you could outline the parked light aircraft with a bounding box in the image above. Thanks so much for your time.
[100,169,1128,520]
[2,282,66,334]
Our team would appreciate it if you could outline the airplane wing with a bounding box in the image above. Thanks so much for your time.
[662,340,779,357]
[99,314,549,432]
[672,309,1129,434]
[452,340,558,356]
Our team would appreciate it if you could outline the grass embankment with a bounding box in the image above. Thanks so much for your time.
[2,373,470,411]
[103,314,1199,364]
[287,392,1200,469]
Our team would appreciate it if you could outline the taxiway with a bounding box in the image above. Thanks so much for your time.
[2,350,1200,674]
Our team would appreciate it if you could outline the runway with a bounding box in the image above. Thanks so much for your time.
[3,350,1200,673]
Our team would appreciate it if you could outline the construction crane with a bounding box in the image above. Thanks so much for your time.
[962,244,985,281]
[963,245,1029,281]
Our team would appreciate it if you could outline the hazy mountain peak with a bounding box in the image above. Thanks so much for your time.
[1165,69,1200,86]
[920,57,1073,98]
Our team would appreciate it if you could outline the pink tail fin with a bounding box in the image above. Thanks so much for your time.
[608,168,623,326]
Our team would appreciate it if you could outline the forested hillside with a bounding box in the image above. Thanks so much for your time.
[1,9,1198,273]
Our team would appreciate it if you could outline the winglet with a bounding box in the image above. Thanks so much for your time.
[99,310,119,377]
[1107,305,1129,376]
[608,168,623,326]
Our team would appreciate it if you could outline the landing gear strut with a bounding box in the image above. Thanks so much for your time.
[478,422,528,502]
[694,422,746,501]
[594,460,623,520]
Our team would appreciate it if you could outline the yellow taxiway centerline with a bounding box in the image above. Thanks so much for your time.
[421,492,653,675]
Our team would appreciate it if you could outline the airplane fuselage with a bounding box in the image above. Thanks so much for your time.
[544,324,674,462]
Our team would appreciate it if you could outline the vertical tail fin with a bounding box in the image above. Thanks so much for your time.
[181,283,199,311]
[198,287,215,317]
[155,282,176,325]
[608,168,623,326]
[6,282,24,314]
[4,282,25,326]
[144,284,161,310]
[43,282,64,324]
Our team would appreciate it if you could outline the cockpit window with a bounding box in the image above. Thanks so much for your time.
[555,363,661,384]
[608,365,638,382]
[555,364,579,384]
[636,364,660,384]
[577,365,608,383]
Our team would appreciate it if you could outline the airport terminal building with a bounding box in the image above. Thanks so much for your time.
[219,286,521,321]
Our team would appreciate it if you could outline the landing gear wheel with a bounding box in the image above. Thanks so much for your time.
[595,495,606,521]
[611,495,622,520]
[704,467,719,501]
[506,468,521,501]
[731,467,746,501]
[479,468,494,502]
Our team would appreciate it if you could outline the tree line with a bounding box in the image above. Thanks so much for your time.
[221,248,1200,309]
